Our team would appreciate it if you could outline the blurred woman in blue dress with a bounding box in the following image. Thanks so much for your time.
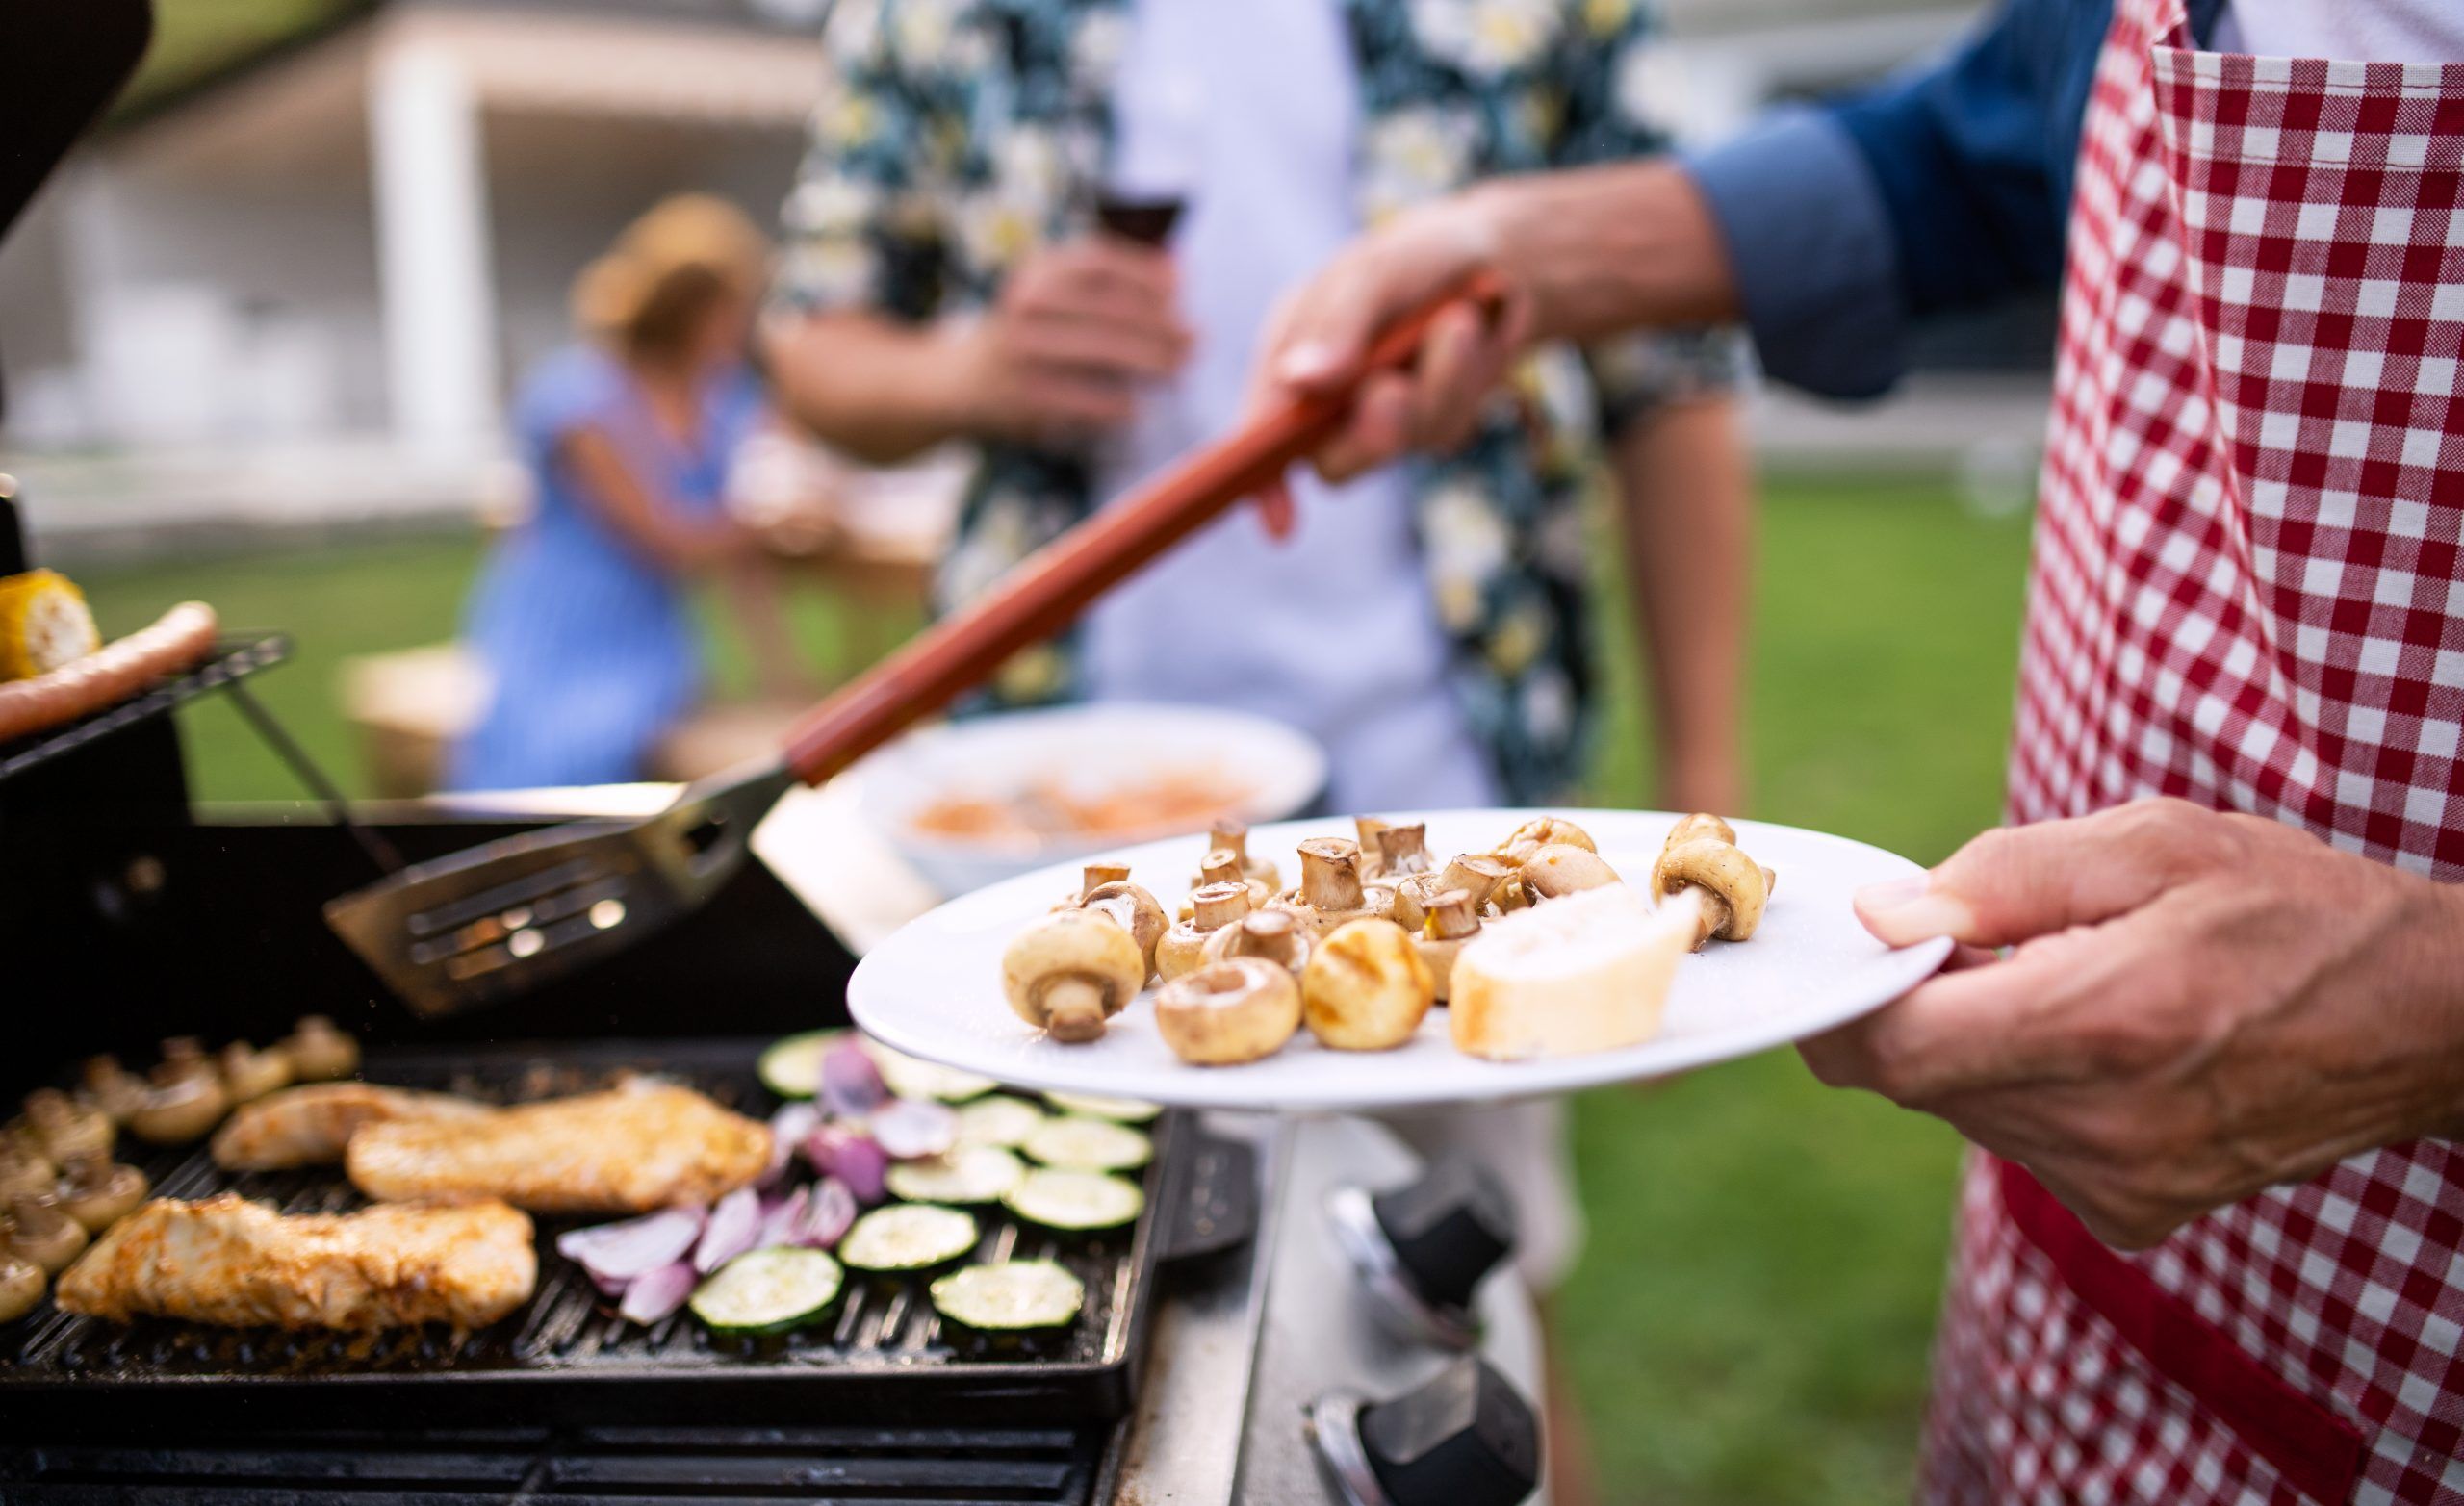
[453,195,805,790]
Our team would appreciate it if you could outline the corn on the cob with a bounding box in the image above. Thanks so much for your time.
[0,570,100,682]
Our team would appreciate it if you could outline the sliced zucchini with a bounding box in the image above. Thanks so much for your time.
[688,1247,844,1334]
[1004,1168,1145,1233]
[930,1260,1086,1335]
[953,1095,1046,1149]
[1023,1115,1153,1173]
[865,1041,998,1103]
[883,1145,1026,1205]
[839,1204,981,1274]
[757,1030,845,1099]
[1041,1091,1162,1123]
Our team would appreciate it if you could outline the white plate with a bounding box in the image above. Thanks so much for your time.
[847,810,1952,1112]
[846,703,1326,898]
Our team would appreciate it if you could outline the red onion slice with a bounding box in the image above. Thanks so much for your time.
[795,1178,858,1248]
[804,1124,887,1204]
[556,1206,706,1282]
[762,1103,822,1188]
[694,1186,763,1274]
[820,1038,888,1118]
[757,1187,809,1248]
[618,1259,699,1325]
[870,1098,958,1160]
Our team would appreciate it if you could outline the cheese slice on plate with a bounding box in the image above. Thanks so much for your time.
[1450,884,1702,1061]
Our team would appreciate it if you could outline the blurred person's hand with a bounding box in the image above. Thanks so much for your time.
[1249,163,1736,511]
[953,239,1191,447]
[1799,798,2464,1250]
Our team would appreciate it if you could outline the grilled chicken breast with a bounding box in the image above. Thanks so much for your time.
[346,1079,771,1214]
[54,1194,535,1330]
[212,1083,490,1171]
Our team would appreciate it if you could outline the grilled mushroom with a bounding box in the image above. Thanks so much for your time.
[1275,837,1385,936]
[1494,816,1598,867]
[1181,848,1270,920]
[55,1155,146,1233]
[0,1254,41,1324]
[1200,906,1315,976]
[1155,957,1303,1066]
[276,1015,361,1083]
[21,1090,111,1164]
[1374,823,1433,878]
[80,1056,149,1126]
[1520,844,1621,901]
[1203,820,1280,895]
[6,1196,88,1275]
[1077,880,1168,982]
[1651,816,1773,949]
[218,1041,295,1105]
[0,1147,53,1202]
[1003,907,1147,1043]
[1156,881,1253,984]
[1412,889,1484,1003]
[128,1053,229,1145]
[1353,818,1394,879]
[1394,854,1512,932]
[1057,861,1133,912]
[1302,918,1435,1052]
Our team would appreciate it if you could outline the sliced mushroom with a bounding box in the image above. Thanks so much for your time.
[1301,918,1436,1052]
[21,1089,111,1164]
[6,1196,88,1275]
[1201,906,1315,976]
[80,1056,148,1126]
[1156,881,1253,984]
[1412,889,1484,1003]
[218,1041,295,1105]
[1002,907,1148,1043]
[1652,832,1771,949]
[1494,816,1598,867]
[1205,820,1280,896]
[55,1155,146,1233]
[1521,844,1621,901]
[276,1015,361,1083]
[0,1254,41,1324]
[1155,957,1303,1066]
[1275,837,1384,936]
[1078,879,1168,981]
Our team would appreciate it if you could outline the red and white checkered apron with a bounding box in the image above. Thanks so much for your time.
[1923,0,2464,1501]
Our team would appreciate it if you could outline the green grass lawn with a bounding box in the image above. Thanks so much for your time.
[69,472,2033,1505]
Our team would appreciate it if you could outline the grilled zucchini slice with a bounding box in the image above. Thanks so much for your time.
[839,1204,981,1274]
[1003,1168,1145,1233]
[883,1145,1025,1205]
[688,1247,844,1335]
[1022,1116,1153,1173]
[930,1260,1085,1335]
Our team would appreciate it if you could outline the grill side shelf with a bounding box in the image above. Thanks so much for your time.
[0,1039,1218,1429]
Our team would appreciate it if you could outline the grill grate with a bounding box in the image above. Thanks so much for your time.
[0,1040,1197,1429]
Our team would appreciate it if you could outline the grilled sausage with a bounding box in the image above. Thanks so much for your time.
[0,600,218,744]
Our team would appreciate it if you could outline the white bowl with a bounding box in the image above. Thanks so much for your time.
[847,703,1326,898]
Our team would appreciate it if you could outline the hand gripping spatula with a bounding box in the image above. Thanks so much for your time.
[326,274,1506,1016]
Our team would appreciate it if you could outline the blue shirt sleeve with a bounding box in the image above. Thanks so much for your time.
[1683,0,2115,399]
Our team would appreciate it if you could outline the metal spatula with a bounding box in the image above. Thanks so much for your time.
[326,274,1505,1016]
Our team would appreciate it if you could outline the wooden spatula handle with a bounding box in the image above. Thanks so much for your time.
[779,269,1508,786]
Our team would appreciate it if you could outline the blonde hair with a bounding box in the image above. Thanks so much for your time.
[571,194,773,364]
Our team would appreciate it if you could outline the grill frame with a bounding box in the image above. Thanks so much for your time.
[0,1038,1232,1431]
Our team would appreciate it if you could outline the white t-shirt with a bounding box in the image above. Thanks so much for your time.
[2212,0,2464,61]
[1082,0,1500,814]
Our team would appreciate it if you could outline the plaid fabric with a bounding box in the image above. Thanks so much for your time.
[1928,0,2464,1499]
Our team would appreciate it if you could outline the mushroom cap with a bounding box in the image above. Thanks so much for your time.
[1301,917,1436,1052]
[1080,880,1168,967]
[1153,957,1303,1065]
[1662,812,1736,852]
[1205,906,1313,973]
[1002,907,1147,1034]
[1497,816,1597,866]
[1294,837,1368,912]
[1520,844,1621,900]
[1652,838,1769,941]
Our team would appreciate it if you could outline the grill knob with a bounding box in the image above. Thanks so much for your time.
[1370,1158,1516,1312]
[1310,1357,1543,1506]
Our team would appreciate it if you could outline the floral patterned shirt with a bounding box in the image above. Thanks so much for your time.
[775,0,1741,802]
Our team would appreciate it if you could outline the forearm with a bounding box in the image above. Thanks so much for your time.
[762,312,977,465]
[1466,161,1742,346]
[1610,396,1753,815]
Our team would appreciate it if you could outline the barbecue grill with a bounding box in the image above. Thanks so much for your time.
[0,8,1560,1497]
